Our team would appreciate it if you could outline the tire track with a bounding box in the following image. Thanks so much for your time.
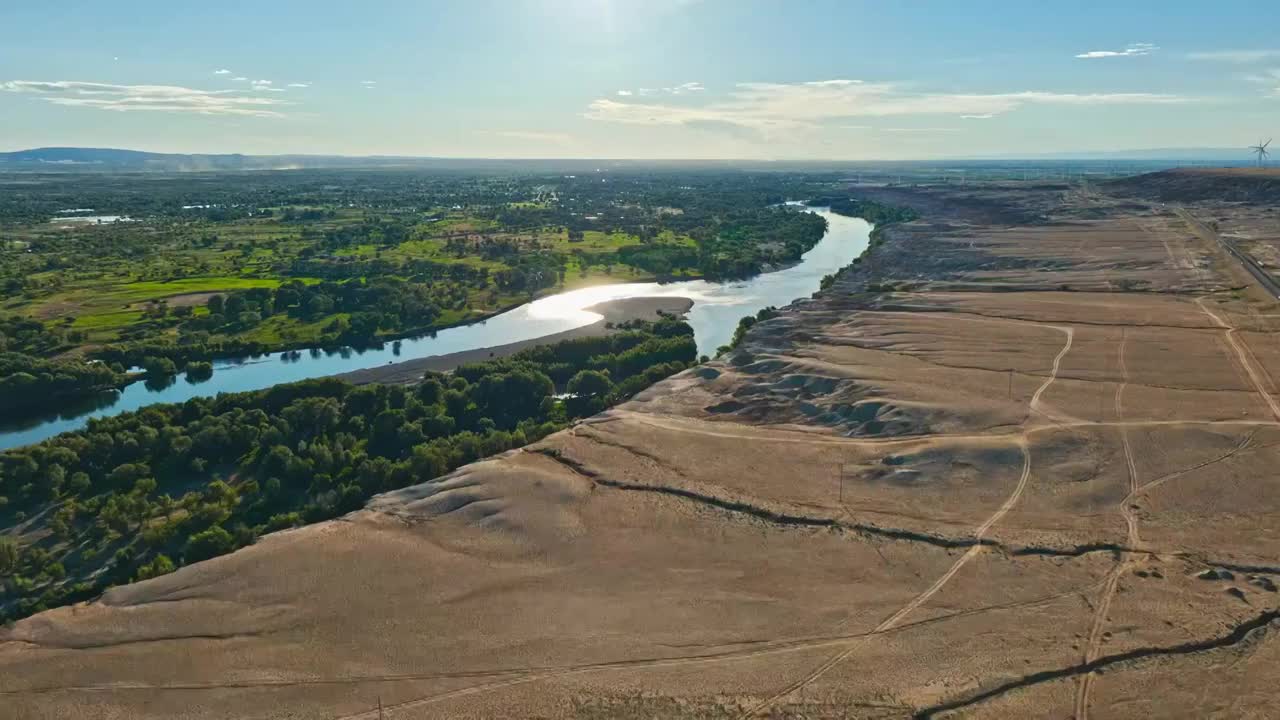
[1028,326,1076,424]
[736,326,1073,718]
[1075,328,1140,720]
[1196,297,1280,421]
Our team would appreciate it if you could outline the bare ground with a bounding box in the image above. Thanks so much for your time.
[3,179,1280,719]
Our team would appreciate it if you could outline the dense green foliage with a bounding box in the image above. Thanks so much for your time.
[0,315,82,355]
[0,316,696,622]
[0,353,124,415]
[808,196,919,226]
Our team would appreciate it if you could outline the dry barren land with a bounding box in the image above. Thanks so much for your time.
[4,174,1280,719]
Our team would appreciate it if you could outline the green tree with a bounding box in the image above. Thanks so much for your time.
[135,554,176,581]
[143,356,178,379]
[184,526,235,563]
[567,369,613,398]
[0,537,18,576]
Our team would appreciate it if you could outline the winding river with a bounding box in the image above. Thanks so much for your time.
[0,208,871,450]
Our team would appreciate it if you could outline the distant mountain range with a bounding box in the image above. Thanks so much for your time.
[0,147,766,172]
[0,147,478,171]
[974,147,1256,162]
[0,146,1262,172]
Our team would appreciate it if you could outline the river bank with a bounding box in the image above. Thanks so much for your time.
[0,208,871,450]
[333,296,693,385]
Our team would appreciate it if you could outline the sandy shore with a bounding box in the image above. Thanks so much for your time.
[332,296,693,385]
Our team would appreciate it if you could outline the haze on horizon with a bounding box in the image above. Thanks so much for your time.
[3,0,1278,160]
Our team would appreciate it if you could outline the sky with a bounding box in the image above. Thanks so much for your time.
[3,0,1280,160]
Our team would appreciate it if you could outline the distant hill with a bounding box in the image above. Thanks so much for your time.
[1105,167,1280,202]
[0,146,1263,173]
[965,147,1256,163]
[0,147,762,173]
[0,147,433,172]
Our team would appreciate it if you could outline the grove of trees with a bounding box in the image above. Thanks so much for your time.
[0,315,696,622]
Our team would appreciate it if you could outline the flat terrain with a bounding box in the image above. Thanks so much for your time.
[5,176,1280,718]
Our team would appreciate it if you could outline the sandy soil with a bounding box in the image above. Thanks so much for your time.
[331,297,693,385]
[4,178,1280,719]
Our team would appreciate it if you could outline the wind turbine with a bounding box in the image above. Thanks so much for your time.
[1250,138,1271,167]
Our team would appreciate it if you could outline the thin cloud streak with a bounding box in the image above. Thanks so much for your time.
[585,79,1191,135]
[1076,43,1157,59]
[1188,49,1280,63]
[1,80,288,117]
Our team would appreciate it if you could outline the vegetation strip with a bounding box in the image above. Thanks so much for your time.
[0,315,696,622]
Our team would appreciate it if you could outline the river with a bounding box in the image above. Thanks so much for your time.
[0,208,870,450]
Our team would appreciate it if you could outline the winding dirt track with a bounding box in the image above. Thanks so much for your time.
[1075,329,1140,720]
[737,327,1074,718]
[1196,297,1280,422]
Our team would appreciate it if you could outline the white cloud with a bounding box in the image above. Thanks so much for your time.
[961,113,995,119]
[1,80,288,117]
[250,79,284,93]
[1076,43,1158,59]
[1188,49,1280,63]
[213,69,232,75]
[487,130,574,144]
[664,81,704,94]
[287,82,311,88]
[585,79,1189,135]
[882,127,960,133]
[232,76,249,82]
[630,84,701,97]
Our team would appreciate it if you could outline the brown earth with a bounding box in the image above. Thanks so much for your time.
[4,179,1280,719]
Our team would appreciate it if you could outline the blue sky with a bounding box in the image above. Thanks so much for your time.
[3,0,1279,159]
